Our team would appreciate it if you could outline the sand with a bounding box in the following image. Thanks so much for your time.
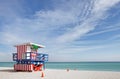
[0,67,120,79]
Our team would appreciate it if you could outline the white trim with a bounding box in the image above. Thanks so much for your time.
[14,42,45,48]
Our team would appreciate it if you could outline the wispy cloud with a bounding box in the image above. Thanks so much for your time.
[0,0,120,61]
[0,0,90,45]
[86,25,120,36]
[110,34,120,40]
[1,0,120,45]
[57,0,120,43]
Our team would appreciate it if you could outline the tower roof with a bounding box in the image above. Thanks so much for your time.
[14,42,45,48]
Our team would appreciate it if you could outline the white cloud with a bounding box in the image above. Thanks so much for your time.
[86,26,120,36]
[0,0,119,44]
[56,0,120,43]
[56,22,95,43]
[2,0,119,45]
[35,10,77,26]
[0,0,120,62]
[0,0,88,45]
[93,0,120,13]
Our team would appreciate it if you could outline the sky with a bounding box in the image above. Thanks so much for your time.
[0,0,120,62]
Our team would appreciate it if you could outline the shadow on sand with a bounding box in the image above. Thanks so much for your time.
[0,69,32,73]
[0,69,16,72]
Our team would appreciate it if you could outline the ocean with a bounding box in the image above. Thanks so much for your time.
[0,62,120,71]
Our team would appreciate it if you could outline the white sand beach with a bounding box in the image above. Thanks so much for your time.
[0,67,120,79]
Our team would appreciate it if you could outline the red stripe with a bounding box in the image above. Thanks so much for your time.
[22,64,24,70]
[24,45,25,53]
[18,65,20,70]
[26,45,27,52]
[27,65,28,71]
[24,45,26,58]
[18,64,19,70]
[22,45,24,53]
[27,65,29,71]
[17,64,18,70]
[29,65,30,71]
[30,65,32,71]
[17,46,18,59]
[17,45,28,60]
[25,45,26,53]
[20,45,22,59]
[19,64,21,70]
[15,64,16,70]
[18,46,20,59]
[24,64,25,71]
[19,64,20,70]
[23,64,25,71]
[25,45,27,52]
[23,64,24,71]
[14,64,33,71]
[22,45,24,59]
[23,45,24,54]
[21,64,23,70]
[20,46,21,59]
[14,65,15,70]
[24,65,26,71]
[17,64,19,70]
[28,65,29,71]
[20,64,22,70]
[14,64,15,70]
[22,64,23,70]
[23,45,24,53]
[26,65,27,71]
[20,45,27,59]
[21,45,23,59]
[15,64,17,70]
[19,46,21,59]
[24,45,26,56]
[18,46,20,60]
[20,46,22,59]
[16,46,18,59]
[21,64,22,70]
[17,46,19,60]
[16,64,17,70]
[20,64,21,70]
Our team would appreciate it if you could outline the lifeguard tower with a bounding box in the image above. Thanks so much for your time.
[13,42,48,72]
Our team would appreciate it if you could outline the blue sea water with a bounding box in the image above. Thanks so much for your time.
[0,62,120,71]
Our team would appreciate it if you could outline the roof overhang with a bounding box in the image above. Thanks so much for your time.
[14,42,45,48]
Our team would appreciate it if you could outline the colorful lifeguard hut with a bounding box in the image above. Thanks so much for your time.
[13,42,48,71]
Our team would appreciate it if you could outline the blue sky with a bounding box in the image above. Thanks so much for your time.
[0,0,120,62]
